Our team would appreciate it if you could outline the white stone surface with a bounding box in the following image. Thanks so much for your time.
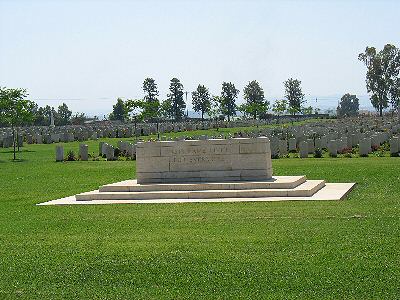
[136,138,273,183]
[37,182,356,205]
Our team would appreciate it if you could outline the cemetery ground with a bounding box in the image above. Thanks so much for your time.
[0,139,399,299]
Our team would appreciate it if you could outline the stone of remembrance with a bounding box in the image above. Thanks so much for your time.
[39,137,356,205]
[136,137,273,183]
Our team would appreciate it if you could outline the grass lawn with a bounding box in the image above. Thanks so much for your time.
[0,140,399,299]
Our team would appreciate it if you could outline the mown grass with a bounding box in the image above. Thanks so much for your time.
[0,141,399,299]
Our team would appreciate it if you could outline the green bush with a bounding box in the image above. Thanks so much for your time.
[65,150,76,161]
[314,148,323,158]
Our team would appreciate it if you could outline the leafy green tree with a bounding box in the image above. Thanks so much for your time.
[243,80,268,119]
[272,99,288,116]
[167,78,186,121]
[57,103,72,125]
[192,84,211,120]
[219,82,239,121]
[109,98,128,121]
[70,112,88,125]
[160,99,173,119]
[126,99,161,122]
[284,78,305,115]
[142,78,160,121]
[337,94,360,117]
[0,87,35,159]
[358,44,400,116]
[301,106,314,115]
[390,78,400,116]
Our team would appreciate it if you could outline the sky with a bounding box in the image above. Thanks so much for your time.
[1,0,399,117]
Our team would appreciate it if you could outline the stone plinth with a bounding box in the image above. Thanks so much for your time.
[136,137,273,183]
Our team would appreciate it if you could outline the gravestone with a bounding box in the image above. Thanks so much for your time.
[299,140,308,158]
[390,137,399,156]
[278,140,288,156]
[55,145,64,162]
[79,144,88,161]
[136,137,273,183]
[99,142,104,156]
[328,140,337,157]
[288,138,296,152]
[359,138,371,156]
[106,145,115,161]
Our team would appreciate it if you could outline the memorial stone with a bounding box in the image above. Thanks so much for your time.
[359,138,371,156]
[288,138,296,152]
[136,137,273,183]
[56,145,64,162]
[328,140,337,157]
[79,144,89,161]
[390,137,399,156]
[299,141,309,158]
[278,140,288,156]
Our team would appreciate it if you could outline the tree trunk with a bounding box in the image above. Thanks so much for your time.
[17,128,20,152]
[201,111,204,121]
[12,124,16,160]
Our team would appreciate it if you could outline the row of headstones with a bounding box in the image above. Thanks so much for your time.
[2,115,323,146]
[0,135,23,148]
[268,135,400,157]
[55,141,137,162]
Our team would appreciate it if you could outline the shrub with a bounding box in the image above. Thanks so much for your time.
[314,148,323,158]
[65,150,76,161]
[114,148,121,157]
[343,153,353,158]
[271,153,279,159]
[371,144,380,152]
[338,147,353,154]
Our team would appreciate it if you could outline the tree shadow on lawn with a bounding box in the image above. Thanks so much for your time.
[9,158,28,163]
[1,149,36,154]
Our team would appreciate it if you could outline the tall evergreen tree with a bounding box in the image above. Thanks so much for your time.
[109,98,128,121]
[243,80,268,119]
[284,78,305,115]
[219,82,239,122]
[191,84,211,120]
[167,78,186,121]
[57,103,72,125]
[358,44,400,116]
[337,94,360,117]
[142,78,160,121]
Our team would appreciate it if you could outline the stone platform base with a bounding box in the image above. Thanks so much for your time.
[37,176,356,206]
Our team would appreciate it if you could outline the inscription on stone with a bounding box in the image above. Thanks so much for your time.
[136,138,273,183]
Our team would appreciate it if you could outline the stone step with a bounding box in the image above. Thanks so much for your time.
[76,180,325,201]
[99,176,307,192]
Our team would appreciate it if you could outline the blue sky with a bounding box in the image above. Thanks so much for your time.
[1,0,399,116]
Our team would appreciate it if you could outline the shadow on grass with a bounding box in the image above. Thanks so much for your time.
[1,149,36,154]
[10,158,28,163]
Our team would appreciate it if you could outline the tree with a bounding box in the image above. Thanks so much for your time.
[243,80,268,119]
[358,44,400,116]
[272,99,288,116]
[70,112,88,125]
[284,78,305,115]
[219,82,239,121]
[390,78,400,116]
[57,103,72,125]
[167,78,186,121]
[160,99,173,120]
[109,98,128,121]
[142,78,160,121]
[0,87,35,160]
[301,106,314,115]
[192,84,211,120]
[337,94,360,117]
